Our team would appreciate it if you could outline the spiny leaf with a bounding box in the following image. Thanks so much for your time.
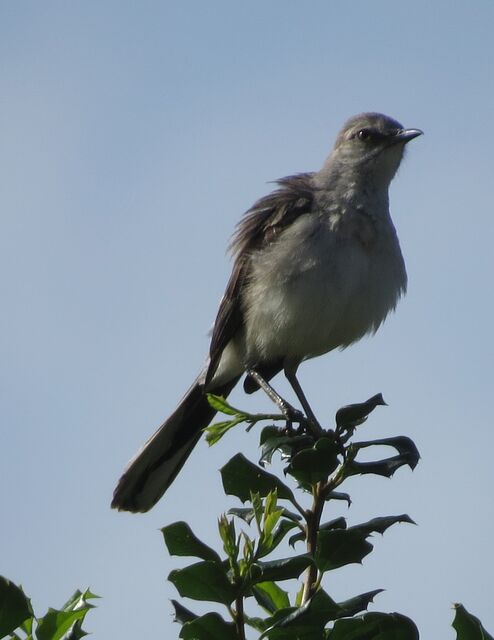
[452,603,494,640]
[252,581,290,614]
[168,561,237,605]
[221,454,295,503]
[315,529,373,572]
[0,577,33,638]
[162,521,222,563]
[335,394,387,429]
[248,554,312,584]
[171,600,198,625]
[328,611,419,639]
[179,612,238,640]
[286,438,340,486]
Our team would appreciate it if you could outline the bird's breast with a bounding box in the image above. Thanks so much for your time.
[242,211,407,365]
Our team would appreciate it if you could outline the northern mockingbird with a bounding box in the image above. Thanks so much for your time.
[112,112,422,513]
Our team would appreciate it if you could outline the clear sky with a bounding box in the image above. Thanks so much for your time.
[1,2,493,638]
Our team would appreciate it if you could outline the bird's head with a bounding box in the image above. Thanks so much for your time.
[324,113,423,188]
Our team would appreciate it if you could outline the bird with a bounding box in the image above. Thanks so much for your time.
[112,112,422,513]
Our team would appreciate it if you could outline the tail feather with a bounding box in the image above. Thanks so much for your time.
[111,375,239,513]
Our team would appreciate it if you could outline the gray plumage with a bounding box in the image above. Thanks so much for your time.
[112,112,422,512]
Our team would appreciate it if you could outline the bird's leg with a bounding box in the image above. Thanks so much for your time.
[284,368,323,435]
[246,368,304,425]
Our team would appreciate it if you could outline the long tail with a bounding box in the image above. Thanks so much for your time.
[111,375,239,513]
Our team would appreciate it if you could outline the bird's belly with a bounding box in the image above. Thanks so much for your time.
[243,232,406,365]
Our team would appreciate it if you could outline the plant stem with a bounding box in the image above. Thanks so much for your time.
[302,481,325,604]
[234,595,246,640]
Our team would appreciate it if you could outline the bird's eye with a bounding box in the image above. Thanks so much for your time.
[357,129,370,141]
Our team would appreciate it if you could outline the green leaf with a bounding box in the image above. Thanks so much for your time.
[179,612,238,640]
[347,437,420,478]
[335,393,387,429]
[168,561,237,605]
[347,514,415,536]
[228,507,255,524]
[325,491,351,506]
[248,555,312,584]
[452,603,494,640]
[0,577,33,637]
[328,611,419,639]
[252,581,291,613]
[205,418,245,445]
[206,394,245,416]
[171,600,198,624]
[320,517,347,531]
[35,608,89,640]
[259,427,313,466]
[162,521,222,563]
[286,438,340,486]
[60,588,99,612]
[221,454,295,503]
[262,519,300,557]
[315,529,373,572]
[244,615,268,632]
[263,588,383,638]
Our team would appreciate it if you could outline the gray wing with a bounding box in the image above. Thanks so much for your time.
[205,173,315,385]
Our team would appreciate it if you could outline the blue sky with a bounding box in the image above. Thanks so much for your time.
[1,2,493,638]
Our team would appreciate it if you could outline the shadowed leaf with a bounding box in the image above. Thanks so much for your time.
[179,612,238,640]
[0,577,33,638]
[286,438,340,486]
[171,600,198,625]
[221,454,295,502]
[168,561,237,605]
[328,611,419,639]
[335,394,387,429]
[452,603,494,640]
[162,522,222,563]
[248,555,312,584]
[315,529,373,572]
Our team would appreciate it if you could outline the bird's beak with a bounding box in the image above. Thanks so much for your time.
[394,128,423,143]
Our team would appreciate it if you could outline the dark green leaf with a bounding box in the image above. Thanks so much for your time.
[345,456,414,479]
[179,612,238,640]
[248,555,312,584]
[335,394,387,429]
[263,588,383,638]
[315,529,373,572]
[351,436,420,470]
[36,608,89,640]
[171,600,198,625]
[328,611,419,639]
[320,517,347,531]
[168,561,236,605]
[452,603,494,640]
[161,521,222,563]
[228,507,255,524]
[334,590,384,618]
[288,530,305,548]
[259,427,313,466]
[0,577,33,637]
[244,615,268,632]
[325,491,352,506]
[206,394,244,416]
[221,454,295,502]
[252,581,290,613]
[286,438,340,486]
[348,514,415,536]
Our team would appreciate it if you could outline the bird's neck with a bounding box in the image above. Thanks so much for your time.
[314,162,391,215]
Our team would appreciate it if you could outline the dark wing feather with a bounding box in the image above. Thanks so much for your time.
[205,173,315,385]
